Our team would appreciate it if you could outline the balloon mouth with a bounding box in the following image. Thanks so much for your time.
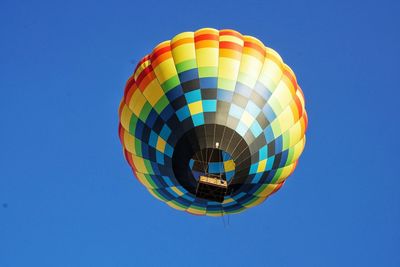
[189,148,235,183]
[172,124,251,201]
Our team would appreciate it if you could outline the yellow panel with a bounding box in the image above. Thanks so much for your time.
[274,163,296,183]
[123,130,136,155]
[153,58,177,84]
[266,47,283,64]
[259,60,283,91]
[223,160,235,172]
[188,101,203,115]
[172,43,196,63]
[156,137,166,152]
[278,107,295,134]
[120,104,133,131]
[270,119,282,139]
[172,31,193,40]
[240,54,263,75]
[257,159,267,173]
[243,196,266,208]
[255,183,279,197]
[136,172,155,189]
[274,81,293,109]
[129,89,147,117]
[219,35,243,45]
[268,96,283,116]
[166,200,186,211]
[218,57,240,80]
[187,206,206,215]
[241,110,255,127]
[170,186,184,196]
[131,155,148,174]
[143,80,164,106]
[196,47,218,67]
[292,136,306,162]
[222,197,235,204]
[289,121,302,147]
[238,55,262,87]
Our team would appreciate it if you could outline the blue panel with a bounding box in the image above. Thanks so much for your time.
[222,151,231,161]
[191,170,202,180]
[179,69,198,83]
[259,145,268,160]
[155,188,173,200]
[236,121,248,136]
[160,124,172,140]
[266,155,275,171]
[262,104,276,122]
[274,135,283,154]
[156,151,164,164]
[222,199,237,207]
[140,144,150,159]
[164,144,173,157]
[217,89,233,102]
[176,186,188,194]
[176,106,190,121]
[202,99,217,112]
[235,82,252,98]
[254,81,272,101]
[265,170,277,183]
[208,162,222,173]
[264,126,275,143]
[160,105,174,121]
[134,120,145,140]
[252,173,263,183]
[189,159,195,169]
[249,163,258,174]
[182,194,195,202]
[166,187,180,197]
[279,150,289,168]
[200,77,217,88]
[149,131,158,148]
[192,113,204,126]
[226,171,234,181]
[229,103,243,119]
[185,89,201,103]
[145,110,158,128]
[166,85,184,101]
[233,192,246,200]
[250,122,263,137]
[162,176,174,187]
[246,101,261,117]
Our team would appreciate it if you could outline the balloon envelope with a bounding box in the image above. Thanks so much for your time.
[119,28,308,216]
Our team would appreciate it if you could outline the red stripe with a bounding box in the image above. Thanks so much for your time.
[303,112,308,130]
[118,124,124,142]
[135,65,153,87]
[283,68,297,88]
[244,41,266,56]
[219,29,242,39]
[195,33,219,42]
[151,45,171,62]
[219,41,242,51]
[123,76,135,100]
[134,55,150,74]
[293,94,303,118]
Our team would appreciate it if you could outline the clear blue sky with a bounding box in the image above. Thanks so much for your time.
[1,0,399,266]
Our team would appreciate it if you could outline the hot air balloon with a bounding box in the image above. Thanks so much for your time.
[118,28,307,216]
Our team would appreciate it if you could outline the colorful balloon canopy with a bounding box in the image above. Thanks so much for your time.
[118,28,308,216]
